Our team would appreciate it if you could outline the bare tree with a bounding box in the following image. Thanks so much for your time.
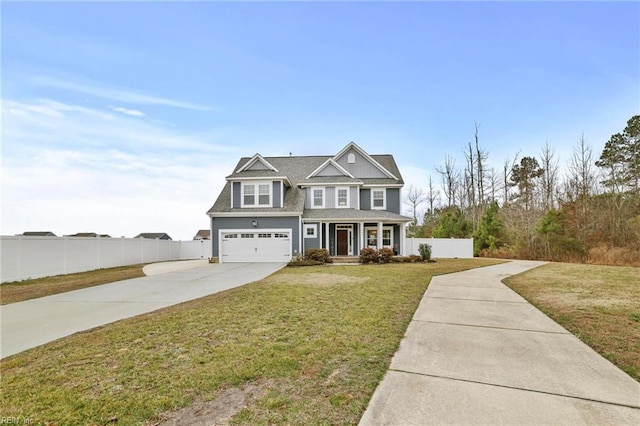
[425,174,440,214]
[436,155,459,207]
[539,141,559,210]
[502,151,520,205]
[404,184,425,237]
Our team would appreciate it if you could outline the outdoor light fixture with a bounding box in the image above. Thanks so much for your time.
[252,220,258,227]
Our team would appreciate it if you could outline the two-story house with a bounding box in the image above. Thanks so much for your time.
[207,142,412,262]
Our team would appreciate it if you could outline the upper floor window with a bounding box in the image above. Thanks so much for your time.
[372,188,386,209]
[336,187,349,208]
[242,182,271,207]
[312,187,325,208]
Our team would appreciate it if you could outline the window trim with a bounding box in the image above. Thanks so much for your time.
[371,188,386,210]
[241,181,272,208]
[311,187,325,209]
[335,186,350,208]
[303,224,318,239]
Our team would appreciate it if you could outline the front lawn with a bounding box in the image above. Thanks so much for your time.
[504,262,640,381]
[0,259,501,425]
[1,264,146,305]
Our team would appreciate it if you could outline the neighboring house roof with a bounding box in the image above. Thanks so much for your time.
[194,229,211,240]
[209,143,405,216]
[22,231,57,236]
[135,233,172,240]
[69,232,111,238]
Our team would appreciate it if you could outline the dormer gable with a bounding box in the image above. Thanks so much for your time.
[306,158,355,179]
[237,153,279,173]
[333,142,399,180]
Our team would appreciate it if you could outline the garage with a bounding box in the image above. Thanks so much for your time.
[220,230,292,263]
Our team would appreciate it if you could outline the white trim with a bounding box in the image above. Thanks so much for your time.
[303,224,318,239]
[335,224,354,256]
[280,181,284,208]
[218,228,292,263]
[371,188,386,210]
[335,186,350,208]
[210,211,302,218]
[237,153,279,173]
[301,182,362,187]
[241,181,272,208]
[332,142,399,180]
[364,225,394,250]
[227,176,292,187]
[362,183,403,188]
[311,187,325,209]
[306,158,356,179]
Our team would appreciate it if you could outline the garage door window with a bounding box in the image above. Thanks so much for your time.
[258,233,272,238]
[241,233,255,238]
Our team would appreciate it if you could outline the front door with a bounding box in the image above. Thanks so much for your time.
[337,230,349,255]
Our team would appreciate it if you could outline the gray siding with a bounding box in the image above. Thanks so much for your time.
[387,188,400,214]
[393,224,400,254]
[212,216,300,257]
[317,163,343,176]
[360,188,371,210]
[273,181,281,208]
[232,182,241,208]
[335,148,387,178]
[351,187,359,208]
[326,187,335,209]
[302,222,321,251]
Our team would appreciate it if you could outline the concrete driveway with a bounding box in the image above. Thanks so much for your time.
[359,260,640,425]
[0,262,285,359]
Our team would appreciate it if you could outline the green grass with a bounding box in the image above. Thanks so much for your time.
[0,259,502,425]
[504,262,640,381]
[0,264,146,305]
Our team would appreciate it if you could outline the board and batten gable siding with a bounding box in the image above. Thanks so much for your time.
[247,160,270,170]
[211,216,300,257]
[335,148,388,178]
[316,163,344,177]
[386,188,400,214]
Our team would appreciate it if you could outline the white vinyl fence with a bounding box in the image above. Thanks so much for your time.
[405,238,473,259]
[0,236,212,283]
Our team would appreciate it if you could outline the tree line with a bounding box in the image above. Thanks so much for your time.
[405,115,640,266]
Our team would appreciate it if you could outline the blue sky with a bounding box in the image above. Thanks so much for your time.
[2,1,638,240]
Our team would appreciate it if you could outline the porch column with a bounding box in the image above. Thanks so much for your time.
[400,223,406,256]
[377,222,383,250]
[325,222,331,255]
[359,222,364,253]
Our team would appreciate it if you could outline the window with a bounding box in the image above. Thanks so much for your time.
[243,185,255,206]
[242,182,272,207]
[312,188,325,208]
[366,229,377,247]
[372,189,386,209]
[258,233,272,238]
[241,233,255,238]
[336,187,349,208]
[224,233,238,239]
[304,224,317,238]
[383,229,392,246]
[274,233,288,238]
[258,184,270,205]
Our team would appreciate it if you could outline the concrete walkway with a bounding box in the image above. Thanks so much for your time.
[360,260,640,425]
[1,262,285,359]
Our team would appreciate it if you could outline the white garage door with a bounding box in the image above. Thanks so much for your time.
[221,230,291,262]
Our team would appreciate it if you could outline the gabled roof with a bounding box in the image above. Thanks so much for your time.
[209,143,405,215]
[236,153,279,173]
[194,229,211,239]
[69,232,111,238]
[333,141,399,180]
[306,158,355,179]
[22,231,56,237]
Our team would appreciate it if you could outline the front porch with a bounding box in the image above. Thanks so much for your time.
[302,221,407,257]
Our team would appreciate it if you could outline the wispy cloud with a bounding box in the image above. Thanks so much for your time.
[29,75,212,111]
[2,98,241,239]
[111,106,146,117]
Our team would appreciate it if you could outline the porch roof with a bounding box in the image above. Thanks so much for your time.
[302,208,412,222]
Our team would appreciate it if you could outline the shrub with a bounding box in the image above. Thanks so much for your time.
[418,244,432,262]
[359,247,379,264]
[304,248,333,264]
[379,248,394,264]
[392,256,412,263]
